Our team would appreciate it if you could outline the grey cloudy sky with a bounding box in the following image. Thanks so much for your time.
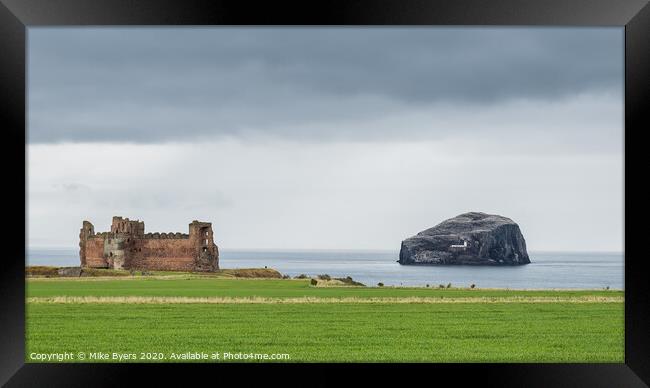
[27,27,623,251]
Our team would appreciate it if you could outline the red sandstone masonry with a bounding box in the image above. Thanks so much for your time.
[84,238,106,268]
[129,239,196,271]
[79,216,219,272]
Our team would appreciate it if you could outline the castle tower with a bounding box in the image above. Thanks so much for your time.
[110,216,144,236]
[189,220,219,271]
[104,216,144,270]
[79,220,95,267]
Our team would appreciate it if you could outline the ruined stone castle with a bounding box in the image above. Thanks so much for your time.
[79,216,219,272]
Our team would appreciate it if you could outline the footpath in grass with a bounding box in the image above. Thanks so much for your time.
[26,302,623,362]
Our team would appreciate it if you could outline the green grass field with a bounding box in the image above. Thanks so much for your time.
[26,276,622,299]
[26,276,624,363]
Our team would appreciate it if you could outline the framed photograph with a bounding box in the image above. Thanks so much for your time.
[2,0,648,386]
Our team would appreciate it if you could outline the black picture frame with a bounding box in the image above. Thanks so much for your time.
[2,0,648,386]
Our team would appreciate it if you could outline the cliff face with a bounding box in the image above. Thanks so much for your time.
[399,212,530,265]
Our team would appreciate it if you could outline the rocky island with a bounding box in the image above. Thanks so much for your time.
[399,212,530,265]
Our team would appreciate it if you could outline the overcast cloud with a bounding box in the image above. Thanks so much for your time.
[28,27,622,144]
[27,27,623,251]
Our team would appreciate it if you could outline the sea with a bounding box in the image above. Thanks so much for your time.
[27,248,624,290]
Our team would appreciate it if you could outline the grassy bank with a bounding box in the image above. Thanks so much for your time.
[27,277,621,299]
[25,266,282,279]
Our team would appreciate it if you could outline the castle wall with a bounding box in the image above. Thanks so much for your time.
[129,238,196,271]
[84,237,107,268]
[104,237,129,270]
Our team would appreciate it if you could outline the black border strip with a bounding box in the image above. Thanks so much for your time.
[1,0,648,386]
[624,2,650,385]
[1,0,648,25]
[0,0,26,385]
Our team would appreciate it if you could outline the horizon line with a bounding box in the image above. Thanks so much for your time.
[26,245,624,255]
